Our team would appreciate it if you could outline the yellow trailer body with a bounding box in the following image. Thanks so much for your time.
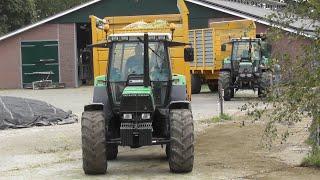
[90,0,192,99]
[189,20,256,93]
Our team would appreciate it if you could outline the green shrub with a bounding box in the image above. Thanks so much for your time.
[211,113,232,123]
[302,148,320,167]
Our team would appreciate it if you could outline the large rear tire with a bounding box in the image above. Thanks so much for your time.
[218,71,232,101]
[191,74,201,94]
[106,118,118,160]
[165,144,170,159]
[168,109,194,173]
[107,144,118,160]
[82,111,107,174]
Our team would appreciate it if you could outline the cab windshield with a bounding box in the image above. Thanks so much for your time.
[109,41,170,82]
[108,41,171,106]
[232,41,260,61]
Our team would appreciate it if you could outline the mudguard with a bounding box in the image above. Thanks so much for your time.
[84,103,104,111]
[84,86,113,119]
[168,101,191,110]
[170,85,188,101]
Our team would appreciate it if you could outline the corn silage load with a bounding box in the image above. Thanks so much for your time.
[123,20,169,29]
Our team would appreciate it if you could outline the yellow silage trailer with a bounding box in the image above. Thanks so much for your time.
[89,0,192,99]
[189,19,256,93]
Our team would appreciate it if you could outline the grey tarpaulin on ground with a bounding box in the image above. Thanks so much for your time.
[0,96,78,130]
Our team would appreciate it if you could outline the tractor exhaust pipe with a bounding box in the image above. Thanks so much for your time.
[144,33,151,87]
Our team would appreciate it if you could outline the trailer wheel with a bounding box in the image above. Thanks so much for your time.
[169,109,194,173]
[218,71,232,101]
[82,111,107,174]
[191,74,201,94]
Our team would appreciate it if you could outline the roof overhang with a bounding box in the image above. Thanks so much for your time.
[186,0,315,38]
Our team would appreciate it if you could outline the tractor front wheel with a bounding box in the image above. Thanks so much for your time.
[82,111,107,174]
[258,72,272,98]
[168,109,194,173]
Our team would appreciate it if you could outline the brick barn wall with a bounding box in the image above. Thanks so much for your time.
[0,23,77,89]
[271,34,311,62]
[59,24,78,88]
[0,36,21,89]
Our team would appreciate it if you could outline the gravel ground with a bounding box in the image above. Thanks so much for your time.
[0,87,319,179]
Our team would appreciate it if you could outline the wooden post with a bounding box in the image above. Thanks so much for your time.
[219,88,224,116]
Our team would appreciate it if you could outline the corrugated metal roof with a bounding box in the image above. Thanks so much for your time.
[215,0,286,11]
[187,0,318,37]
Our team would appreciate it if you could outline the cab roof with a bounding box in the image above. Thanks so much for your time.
[108,33,172,41]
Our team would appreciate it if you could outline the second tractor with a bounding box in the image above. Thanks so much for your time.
[219,38,272,101]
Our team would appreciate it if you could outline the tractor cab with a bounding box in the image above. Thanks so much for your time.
[107,33,172,110]
[230,38,263,78]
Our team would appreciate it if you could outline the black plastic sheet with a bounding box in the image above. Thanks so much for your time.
[0,96,78,130]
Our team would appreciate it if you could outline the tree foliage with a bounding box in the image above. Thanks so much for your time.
[34,0,89,20]
[0,0,89,36]
[0,0,36,35]
[244,0,320,153]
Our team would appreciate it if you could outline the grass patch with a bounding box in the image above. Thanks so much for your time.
[301,148,320,168]
[211,113,232,123]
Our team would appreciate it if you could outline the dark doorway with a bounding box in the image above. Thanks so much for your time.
[76,23,93,86]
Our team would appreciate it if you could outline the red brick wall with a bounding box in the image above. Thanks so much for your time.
[271,34,311,62]
[0,36,22,88]
[0,23,77,89]
[59,24,77,88]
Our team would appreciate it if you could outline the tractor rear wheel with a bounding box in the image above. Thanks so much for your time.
[191,74,201,94]
[106,119,118,160]
[82,111,107,174]
[168,109,194,173]
[218,71,232,101]
[165,144,170,159]
[258,72,272,98]
[107,144,118,160]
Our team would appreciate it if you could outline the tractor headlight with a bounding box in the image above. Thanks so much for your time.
[141,113,151,120]
[123,113,133,120]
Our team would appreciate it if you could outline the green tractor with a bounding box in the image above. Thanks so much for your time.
[82,33,195,174]
[219,38,272,101]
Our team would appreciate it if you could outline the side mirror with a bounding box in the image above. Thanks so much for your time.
[221,44,227,52]
[184,47,194,62]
